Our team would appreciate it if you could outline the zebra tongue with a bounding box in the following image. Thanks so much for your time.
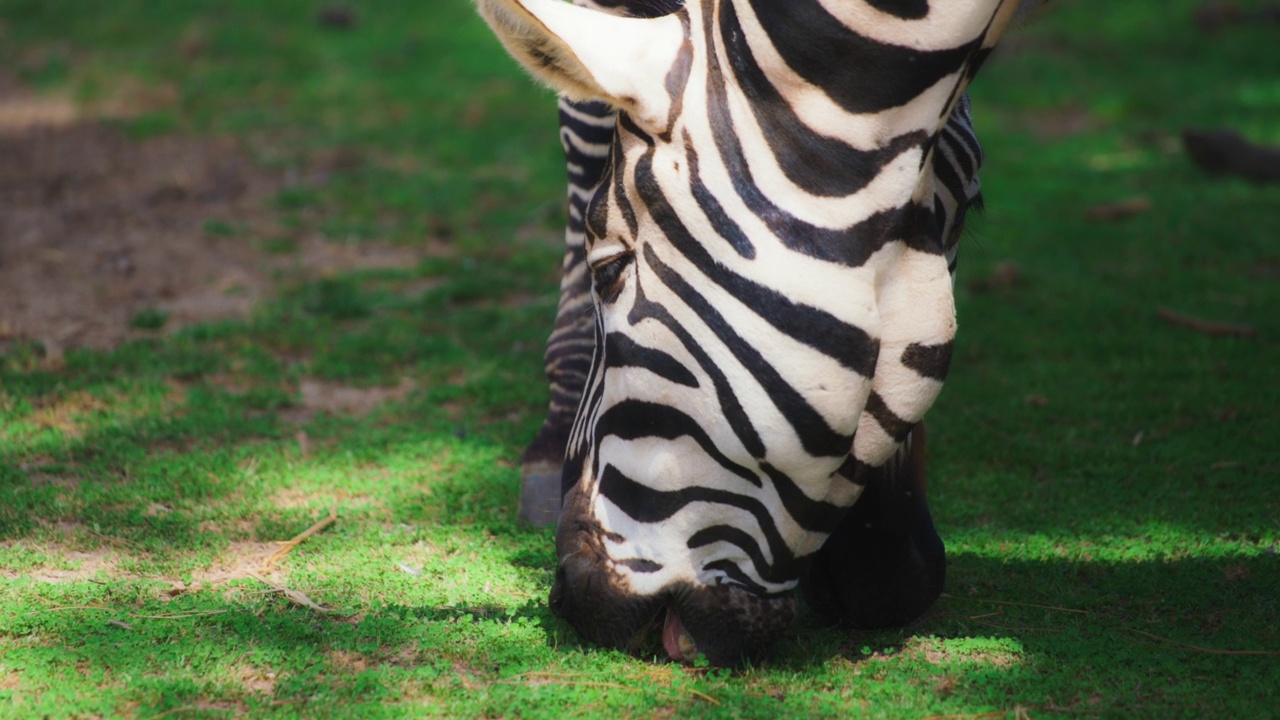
[662,607,697,662]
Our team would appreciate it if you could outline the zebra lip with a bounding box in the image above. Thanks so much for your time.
[662,606,698,662]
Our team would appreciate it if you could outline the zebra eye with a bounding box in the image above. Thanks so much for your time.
[590,252,633,303]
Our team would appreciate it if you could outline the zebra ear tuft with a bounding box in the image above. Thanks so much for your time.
[474,0,687,120]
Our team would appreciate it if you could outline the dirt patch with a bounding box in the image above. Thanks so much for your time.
[32,549,118,582]
[231,664,278,696]
[0,73,437,359]
[327,649,371,673]
[187,540,279,586]
[0,546,119,583]
[0,116,283,353]
[912,638,1023,668]
[1016,103,1100,140]
[0,90,76,132]
[26,390,107,438]
[278,377,416,425]
[25,472,80,488]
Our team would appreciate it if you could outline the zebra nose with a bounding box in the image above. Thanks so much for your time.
[549,549,596,619]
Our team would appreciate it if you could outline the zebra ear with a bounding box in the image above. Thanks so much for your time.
[475,0,686,120]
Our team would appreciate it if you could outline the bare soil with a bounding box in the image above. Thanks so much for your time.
[0,73,427,360]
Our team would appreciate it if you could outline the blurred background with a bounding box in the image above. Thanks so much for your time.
[0,1,1277,717]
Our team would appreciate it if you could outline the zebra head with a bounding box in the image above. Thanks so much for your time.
[476,0,1023,665]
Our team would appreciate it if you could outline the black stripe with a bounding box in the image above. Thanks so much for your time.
[598,465,794,580]
[932,141,967,207]
[687,144,755,259]
[660,11,694,140]
[554,355,593,381]
[866,0,929,20]
[586,181,610,244]
[594,399,761,487]
[569,319,608,474]
[590,0,683,19]
[611,135,639,238]
[617,112,654,146]
[932,196,949,242]
[618,558,664,573]
[628,279,767,459]
[758,463,847,534]
[865,391,915,443]
[592,407,853,537]
[604,332,699,388]
[688,525,795,585]
[720,0,928,198]
[967,46,996,80]
[559,112,616,147]
[744,0,979,115]
[643,244,854,458]
[701,560,771,595]
[636,149,880,378]
[637,149,880,376]
[900,341,953,381]
[941,125,976,186]
[701,6,943,266]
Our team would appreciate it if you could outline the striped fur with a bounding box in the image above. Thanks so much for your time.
[478,0,1022,665]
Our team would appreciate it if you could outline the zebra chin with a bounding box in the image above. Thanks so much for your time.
[548,528,797,667]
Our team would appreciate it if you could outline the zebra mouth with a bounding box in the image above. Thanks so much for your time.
[662,606,698,662]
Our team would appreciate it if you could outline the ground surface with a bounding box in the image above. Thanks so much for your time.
[0,69,435,355]
[1,1,1278,718]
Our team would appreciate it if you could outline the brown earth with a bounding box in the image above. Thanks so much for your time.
[0,72,429,361]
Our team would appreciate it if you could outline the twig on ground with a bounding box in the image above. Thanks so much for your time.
[246,571,333,613]
[130,610,230,619]
[686,689,721,705]
[501,677,644,693]
[25,606,230,622]
[147,705,235,720]
[1123,628,1280,656]
[1085,196,1151,221]
[260,506,339,571]
[27,606,232,624]
[1156,308,1258,338]
[969,618,1062,633]
[25,605,110,614]
[942,594,1089,615]
[396,562,424,577]
[1210,460,1245,470]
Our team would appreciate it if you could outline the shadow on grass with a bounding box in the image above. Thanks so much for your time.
[2,361,1277,717]
[4,552,1276,716]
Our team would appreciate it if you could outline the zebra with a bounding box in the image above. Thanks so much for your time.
[476,0,1025,665]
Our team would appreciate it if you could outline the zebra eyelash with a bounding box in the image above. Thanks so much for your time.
[590,251,635,303]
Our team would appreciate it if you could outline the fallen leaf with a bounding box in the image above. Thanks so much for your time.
[967,261,1022,293]
[1085,197,1151,221]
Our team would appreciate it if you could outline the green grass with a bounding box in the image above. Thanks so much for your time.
[2,0,1279,717]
